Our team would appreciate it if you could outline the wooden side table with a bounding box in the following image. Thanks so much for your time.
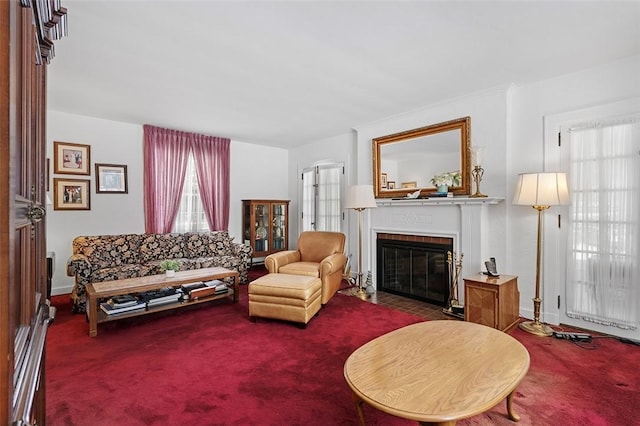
[464,274,520,332]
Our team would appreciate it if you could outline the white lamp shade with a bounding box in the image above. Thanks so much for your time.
[513,172,570,207]
[344,185,377,209]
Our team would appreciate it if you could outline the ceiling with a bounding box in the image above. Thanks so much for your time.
[48,1,640,149]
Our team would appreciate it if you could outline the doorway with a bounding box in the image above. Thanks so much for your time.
[545,99,640,340]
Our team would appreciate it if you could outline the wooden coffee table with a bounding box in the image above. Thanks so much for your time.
[344,321,530,425]
[85,267,238,337]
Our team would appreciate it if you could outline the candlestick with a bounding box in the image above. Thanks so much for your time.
[473,147,483,167]
[470,165,488,198]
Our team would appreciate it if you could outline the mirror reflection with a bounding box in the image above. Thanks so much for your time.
[373,117,471,198]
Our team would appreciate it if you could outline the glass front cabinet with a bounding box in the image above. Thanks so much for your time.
[242,199,290,259]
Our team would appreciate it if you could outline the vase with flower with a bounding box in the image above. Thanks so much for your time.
[431,171,462,194]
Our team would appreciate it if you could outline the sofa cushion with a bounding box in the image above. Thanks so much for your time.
[72,235,141,269]
[185,231,233,258]
[139,233,188,263]
[91,264,152,283]
[179,255,241,272]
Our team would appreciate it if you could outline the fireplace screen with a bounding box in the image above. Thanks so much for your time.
[377,238,451,306]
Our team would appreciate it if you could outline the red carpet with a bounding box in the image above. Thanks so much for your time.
[46,270,639,425]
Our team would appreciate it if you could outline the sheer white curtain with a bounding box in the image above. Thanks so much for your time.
[173,155,209,233]
[566,116,640,330]
[300,163,343,232]
[301,167,315,231]
[316,164,342,231]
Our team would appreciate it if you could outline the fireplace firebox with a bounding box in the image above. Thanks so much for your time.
[376,234,453,306]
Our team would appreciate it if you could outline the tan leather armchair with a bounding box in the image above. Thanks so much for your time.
[265,231,347,304]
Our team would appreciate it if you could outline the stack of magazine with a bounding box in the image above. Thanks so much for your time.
[205,279,229,295]
[100,294,146,315]
[137,287,182,308]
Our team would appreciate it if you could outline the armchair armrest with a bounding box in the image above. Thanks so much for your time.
[319,253,347,277]
[265,250,300,273]
[66,253,92,277]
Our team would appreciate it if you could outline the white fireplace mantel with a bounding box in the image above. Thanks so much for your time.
[375,196,504,207]
[364,196,504,303]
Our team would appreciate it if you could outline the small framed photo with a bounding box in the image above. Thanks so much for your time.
[381,173,388,189]
[402,181,417,189]
[53,178,90,210]
[387,181,396,189]
[53,141,91,175]
[95,163,128,194]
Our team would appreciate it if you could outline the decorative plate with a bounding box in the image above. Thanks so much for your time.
[256,226,267,239]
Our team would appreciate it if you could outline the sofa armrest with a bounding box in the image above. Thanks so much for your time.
[319,253,347,277]
[265,251,300,273]
[66,254,92,277]
[232,241,253,260]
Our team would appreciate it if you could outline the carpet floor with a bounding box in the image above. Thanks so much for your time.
[46,281,639,425]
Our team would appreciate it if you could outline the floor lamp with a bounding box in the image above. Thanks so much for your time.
[344,185,377,300]
[513,172,570,337]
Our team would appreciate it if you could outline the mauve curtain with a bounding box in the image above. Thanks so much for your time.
[144,124,231,233]
[191,134,231,230]
[143,125,191,233]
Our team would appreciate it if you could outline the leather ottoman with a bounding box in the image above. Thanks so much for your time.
[248,273,322,326]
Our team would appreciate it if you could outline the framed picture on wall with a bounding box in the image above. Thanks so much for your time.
[381,173,388,189]
[95,163,128,194]
[53,178,91,210]
[387,181,396,189]
[53,141,91,175]
[401,181,417,189]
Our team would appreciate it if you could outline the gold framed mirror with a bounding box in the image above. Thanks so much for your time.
[372,116,471,198]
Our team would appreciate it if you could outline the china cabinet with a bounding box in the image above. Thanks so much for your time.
[242,200,290,259]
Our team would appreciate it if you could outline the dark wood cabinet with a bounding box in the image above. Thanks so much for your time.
[464,274,520,332]
[242,200,290,260]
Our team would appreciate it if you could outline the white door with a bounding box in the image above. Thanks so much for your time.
[545,99,640,341]
[300,163,344,232]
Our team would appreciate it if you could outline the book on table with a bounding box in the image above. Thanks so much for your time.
[145,292,183,307]
[186,279,229,299]
[107,295,139,309]
[100,301,146,315]
[204,279,229,294]
[137,287,183,307]
[180,281,206,294]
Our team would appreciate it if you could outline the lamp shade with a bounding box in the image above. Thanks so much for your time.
[513,172,570,207]
[344,185,377,209]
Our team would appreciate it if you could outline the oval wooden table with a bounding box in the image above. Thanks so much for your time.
[344,321,530,425]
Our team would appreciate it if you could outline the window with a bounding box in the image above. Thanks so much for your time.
[301,163,343,232]
[173,154,209,233]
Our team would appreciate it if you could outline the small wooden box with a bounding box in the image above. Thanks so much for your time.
[189,286,216,300]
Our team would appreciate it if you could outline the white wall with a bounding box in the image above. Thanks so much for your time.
[352,87,510,278]
[48,54,640,326]
[46,111,288,295]
[287,131,354,253]
[508,54,640,324]
[340,54,639,324]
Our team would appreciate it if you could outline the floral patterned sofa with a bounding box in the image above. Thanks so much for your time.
[66,231,252,313]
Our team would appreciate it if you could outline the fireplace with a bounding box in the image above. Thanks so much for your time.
[376,233,453,306]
